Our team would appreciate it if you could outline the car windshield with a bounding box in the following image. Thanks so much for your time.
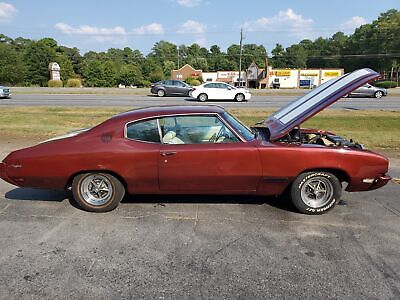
[223,112,255,141]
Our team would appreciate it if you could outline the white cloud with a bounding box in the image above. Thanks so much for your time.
[176,0,201,7]
[340,16,367,33]
[176,20,207,47]
[55,22,127,36]
[133,23,164,35]
[177,20,206,34]
[243,8,314,38]
[0,2,17,23]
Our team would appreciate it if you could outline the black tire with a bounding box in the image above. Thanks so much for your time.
[290,171,341,215]
[157,89,166,97]
[198,93,208,102]
[235,93,245,102]
[374,91,383,99]
[72,172,125,213]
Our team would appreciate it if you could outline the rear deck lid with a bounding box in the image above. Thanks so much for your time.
[264,68,380,140]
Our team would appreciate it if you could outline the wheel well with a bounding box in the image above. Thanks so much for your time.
[65,170,128,191]
[298,168,350,184]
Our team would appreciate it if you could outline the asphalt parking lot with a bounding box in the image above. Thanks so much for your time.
[0,143,399,299]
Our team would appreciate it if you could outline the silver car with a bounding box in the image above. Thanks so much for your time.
[347,83,387,98]
[0,86,11,99]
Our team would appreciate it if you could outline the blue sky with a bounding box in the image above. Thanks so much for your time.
[0,0,398,54]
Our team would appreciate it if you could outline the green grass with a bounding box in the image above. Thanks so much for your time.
[0,107,399,152]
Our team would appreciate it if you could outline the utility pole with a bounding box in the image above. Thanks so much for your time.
[177,47,180,69]
[238,28,243,87]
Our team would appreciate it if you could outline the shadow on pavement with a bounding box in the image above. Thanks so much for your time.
[4,187,298,213]
[5,188,68,202]
[123,193,298,213]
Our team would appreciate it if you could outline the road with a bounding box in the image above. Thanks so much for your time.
[1,94,400,110]
[0,137,399,298]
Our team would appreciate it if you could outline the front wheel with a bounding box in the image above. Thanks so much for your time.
[234,93,245,102]
[290,171,341,215]
[72,172,125,212]
[374,91,383,99]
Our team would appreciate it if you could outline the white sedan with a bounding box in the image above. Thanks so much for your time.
[190,82,251,102]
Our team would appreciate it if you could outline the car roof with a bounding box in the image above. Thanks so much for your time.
[112,105,226,122]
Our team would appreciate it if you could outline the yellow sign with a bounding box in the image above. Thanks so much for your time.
[324,71,340,77]
[275,70,291,76]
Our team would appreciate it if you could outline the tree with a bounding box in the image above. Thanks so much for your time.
[82,60,116,87]
[24,40,57,86]
[0,43,26,85]
[270,43,286,68]
[117,64,143,86]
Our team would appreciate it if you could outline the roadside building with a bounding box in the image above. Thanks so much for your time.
[171,64,202,81]
[171,63,343,88]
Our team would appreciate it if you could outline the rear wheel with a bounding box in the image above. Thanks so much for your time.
[374,91,383,99]
[157,89,166,97]
[72,172,125,212]
[198,93,208,102]
[290,171,341,215]
[235,93,245,102]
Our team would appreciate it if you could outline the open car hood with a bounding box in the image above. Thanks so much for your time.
[264,68,380,140]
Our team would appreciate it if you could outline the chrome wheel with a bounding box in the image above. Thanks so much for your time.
[375,91,383,99]
[198,93,208,102]
[157,89,165,97]
[300,176,333,208]
[80,174,113,206]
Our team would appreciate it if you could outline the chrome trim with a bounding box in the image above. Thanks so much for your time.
[362,178,375,184]
[156,118,163,142]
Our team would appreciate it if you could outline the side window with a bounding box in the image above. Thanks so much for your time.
[204,83,212,88]
[126,119,160,143]
[159,115,239,144]
[165,80,173,86]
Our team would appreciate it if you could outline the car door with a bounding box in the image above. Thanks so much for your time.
[123,118,161,194]
[158,114,262,193]
[352,84,371,97]
[220,83,236,99]
[174,81,189,95]
[164,80,177,95]
[202,83,218,99]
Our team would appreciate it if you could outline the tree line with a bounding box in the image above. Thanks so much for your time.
[0,9,398,87]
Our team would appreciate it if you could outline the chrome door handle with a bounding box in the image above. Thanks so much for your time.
[160,151,177,156]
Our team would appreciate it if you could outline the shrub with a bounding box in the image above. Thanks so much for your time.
[185,76,202,86]
[189,79,201,86]
[47,79,63,87]
[66,78,82,87]
[140,80,151,87]
[374,81,398,89]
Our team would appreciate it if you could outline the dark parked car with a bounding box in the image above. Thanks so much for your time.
[346,83,387,98]
[0,69,391,215]
[0,86,11,98]
[150,80,193,97]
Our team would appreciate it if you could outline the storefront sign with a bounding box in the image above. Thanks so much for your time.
[275,70,291,76]
[300,72,318,77]
[324,71,340,77]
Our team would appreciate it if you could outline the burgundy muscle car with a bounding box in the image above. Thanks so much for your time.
[0,69,391,214]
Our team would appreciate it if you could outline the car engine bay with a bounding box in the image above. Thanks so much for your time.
[252,126,364,149]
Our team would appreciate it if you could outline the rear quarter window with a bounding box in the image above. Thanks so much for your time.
[126,119,160,143]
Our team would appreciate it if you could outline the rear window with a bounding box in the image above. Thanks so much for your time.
[126,119,160,143]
